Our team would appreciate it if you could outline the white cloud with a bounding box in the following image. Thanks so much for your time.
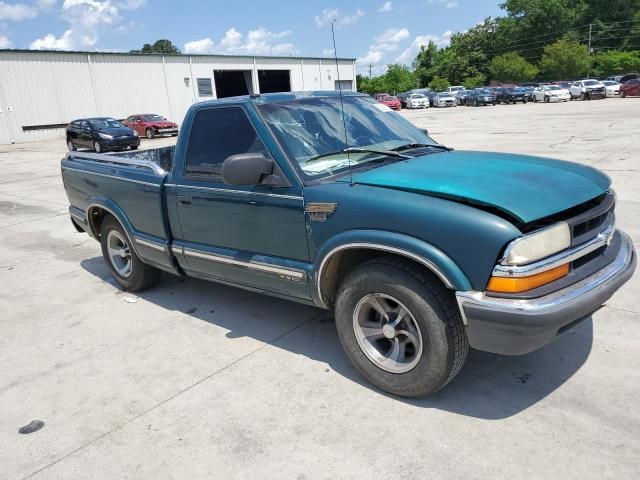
[395,30,453,64]
[184,27,296,56]
[428,0,459,7]
[322,47,335,56]
[0,1,38,21]
[378,1,392,12]
[116,0,145,9]
[37,0,57,8]
[30,0,146,50]
[315,8,364,29]
[356,27,411,75]
[0,33,12,47]
[183,37,214,54]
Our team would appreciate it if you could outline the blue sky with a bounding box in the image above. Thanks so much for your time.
[0,0,503,73]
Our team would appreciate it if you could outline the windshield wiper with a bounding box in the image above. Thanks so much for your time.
[392,143,453,152]
[305,147,410,163]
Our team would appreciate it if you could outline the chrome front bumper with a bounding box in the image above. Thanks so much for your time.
[456,230,636,355]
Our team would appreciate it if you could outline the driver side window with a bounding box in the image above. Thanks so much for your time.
[184,107,269,180]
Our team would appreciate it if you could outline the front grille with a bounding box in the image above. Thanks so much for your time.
[567,192,615,247]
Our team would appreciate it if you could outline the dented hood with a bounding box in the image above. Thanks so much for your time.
[351,150,610,224]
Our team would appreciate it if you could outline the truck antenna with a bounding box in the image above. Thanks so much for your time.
[331,19,353,185]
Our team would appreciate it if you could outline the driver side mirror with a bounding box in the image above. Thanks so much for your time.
[421,128,430,136]
[221,153,288,187]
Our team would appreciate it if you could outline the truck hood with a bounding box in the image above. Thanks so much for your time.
[351,151,610,224]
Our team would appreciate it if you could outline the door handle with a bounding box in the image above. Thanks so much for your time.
[177,195,192,206]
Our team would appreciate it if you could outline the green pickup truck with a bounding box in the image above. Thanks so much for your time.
[61,91,636,397]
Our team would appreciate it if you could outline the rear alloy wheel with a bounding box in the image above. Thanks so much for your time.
[100,216,161,291]
[67,139,76,151]
[335,257,469,397]
[94,140,102,153]
[146,128,154,139]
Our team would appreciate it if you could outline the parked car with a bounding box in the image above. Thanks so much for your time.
[601,81,621,97]
[405,93,430,109]
[619,73,638,84]
[497,87,529,104]
[620,78,640,97]
[447,86,466,95]
[605,75,624,83]
[123,114,179,139]
[466,89,497,106]
[374,93,390,101]
[380,95,402,110]
[61,91,636,397]
[553,81,573,90]
[455,90,474,105]
[519,86,536,101]
[569,79,606,100]
[66,117,140,153]
[433,92,457,107]
[532,85,571,103]
[397,92,409,108]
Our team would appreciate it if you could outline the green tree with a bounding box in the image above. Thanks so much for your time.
[130,39,181,55]
[383,64,417,94]
[592,50,640,76]
[413,40,440,87]
[428,76,450,91]
[489,52,538,83]
[539,39,591,80]
[462,74,487,89]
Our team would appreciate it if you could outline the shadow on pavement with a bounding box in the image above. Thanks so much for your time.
[82,257,593,420]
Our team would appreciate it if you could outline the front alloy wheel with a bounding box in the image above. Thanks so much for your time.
[67,139,76,151]
[94,140,102,153]
[146,128,154,139]
[353,294,423,374]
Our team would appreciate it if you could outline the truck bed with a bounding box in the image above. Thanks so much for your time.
[61,147,179,274]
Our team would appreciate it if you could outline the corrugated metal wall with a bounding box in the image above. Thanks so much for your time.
[0,51,356,144]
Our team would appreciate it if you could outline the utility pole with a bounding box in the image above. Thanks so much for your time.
[368,64,373,79]
[588,23,593,54]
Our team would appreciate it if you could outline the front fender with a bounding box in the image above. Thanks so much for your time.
[312,229,472,307]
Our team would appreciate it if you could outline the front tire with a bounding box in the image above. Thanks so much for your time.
[67,139,76,151]
[93,140,102,153]
[334,257,469,397]
[146,128,154,139]
[100,216,161,292]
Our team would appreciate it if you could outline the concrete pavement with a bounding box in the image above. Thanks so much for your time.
[0,99,638,479]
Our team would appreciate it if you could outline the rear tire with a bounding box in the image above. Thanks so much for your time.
[334,257,469,397]
[100,216,161,292]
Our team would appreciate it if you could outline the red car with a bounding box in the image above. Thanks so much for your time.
[620,79,640,97]
[381,95,401,110]
[123,114,179,139]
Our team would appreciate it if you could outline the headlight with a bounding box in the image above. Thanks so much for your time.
[131,130,138,137]
[502,222,571,265]
[98,133,113,140]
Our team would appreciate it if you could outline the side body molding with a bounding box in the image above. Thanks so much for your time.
[313,230,472,308]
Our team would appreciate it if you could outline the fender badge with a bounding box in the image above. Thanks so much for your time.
[305,203,337,222]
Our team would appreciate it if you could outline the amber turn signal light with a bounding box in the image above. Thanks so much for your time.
[487,263,570,294]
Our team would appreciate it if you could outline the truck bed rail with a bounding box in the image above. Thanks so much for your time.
[64,147,174,176]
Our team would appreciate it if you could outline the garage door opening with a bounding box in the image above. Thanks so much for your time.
[214,70,254,98]
[258,70,291,94]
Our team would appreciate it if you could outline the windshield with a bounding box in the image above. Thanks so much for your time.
[89,118,123,129]
[584,80,600,86]
[258,95,437,178]
[547,85,561,91]
[410,94,426,98]
[143,114,164,121]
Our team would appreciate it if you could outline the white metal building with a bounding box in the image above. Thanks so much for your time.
[0,50,356,144]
